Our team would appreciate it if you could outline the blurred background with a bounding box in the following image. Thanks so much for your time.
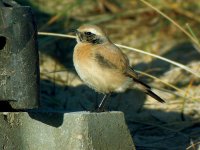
[16,0,200,149]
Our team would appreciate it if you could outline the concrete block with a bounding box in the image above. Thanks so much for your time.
[0,111,135,150]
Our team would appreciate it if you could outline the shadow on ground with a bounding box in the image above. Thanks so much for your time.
[27,79,200,150]
[134,42,200,79]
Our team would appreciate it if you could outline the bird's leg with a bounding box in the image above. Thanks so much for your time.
[97,93,111,112]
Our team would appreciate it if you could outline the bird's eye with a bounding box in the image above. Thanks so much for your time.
[85,32,92,35]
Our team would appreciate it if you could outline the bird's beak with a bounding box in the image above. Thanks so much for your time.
[67,29,78,34]
[67,29,82,41]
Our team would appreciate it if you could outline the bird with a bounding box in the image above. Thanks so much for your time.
[73,24,165,112]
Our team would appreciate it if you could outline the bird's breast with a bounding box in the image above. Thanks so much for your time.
[73,43,132,93]
[73,43,96,84]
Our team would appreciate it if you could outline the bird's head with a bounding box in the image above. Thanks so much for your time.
[76,25,109,44]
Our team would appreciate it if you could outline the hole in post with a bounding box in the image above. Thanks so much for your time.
[0,36,6,50]
[0,101,15,112]
[3,3,13,7]
[2,0,18,7]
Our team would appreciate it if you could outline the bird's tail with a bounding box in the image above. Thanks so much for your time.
[133,78,165,103]
[145,88,165,103]
[126,68,165,103]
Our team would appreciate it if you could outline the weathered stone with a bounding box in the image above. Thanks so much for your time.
[0,111,135,150]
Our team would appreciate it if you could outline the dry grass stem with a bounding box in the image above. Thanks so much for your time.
[38,32,200,78]
[140,0,200,47]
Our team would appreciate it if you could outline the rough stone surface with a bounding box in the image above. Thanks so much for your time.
[0,111,135,150]
[0,1,39,109]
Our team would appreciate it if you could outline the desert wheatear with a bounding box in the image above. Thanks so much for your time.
[73,25,165,111]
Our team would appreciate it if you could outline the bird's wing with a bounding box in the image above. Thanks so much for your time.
[126,66,165,103]
[125,67,139,80]
[94,43,130,71]
[93,42,165,103]
[94,42,139,79]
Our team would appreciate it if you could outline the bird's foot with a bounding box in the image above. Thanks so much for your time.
[96,107,107,112]
[89,106,107,113]
[80,103,107,112]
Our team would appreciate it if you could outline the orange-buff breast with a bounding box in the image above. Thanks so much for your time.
[73,43,132,94]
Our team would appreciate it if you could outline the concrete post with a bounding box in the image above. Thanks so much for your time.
[0,0,39,109]
[0,111,135,150]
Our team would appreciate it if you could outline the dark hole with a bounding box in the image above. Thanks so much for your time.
[0,36,6,50]
[3,2,13,7]
[2,0,18,7]
[0,101,15,112]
